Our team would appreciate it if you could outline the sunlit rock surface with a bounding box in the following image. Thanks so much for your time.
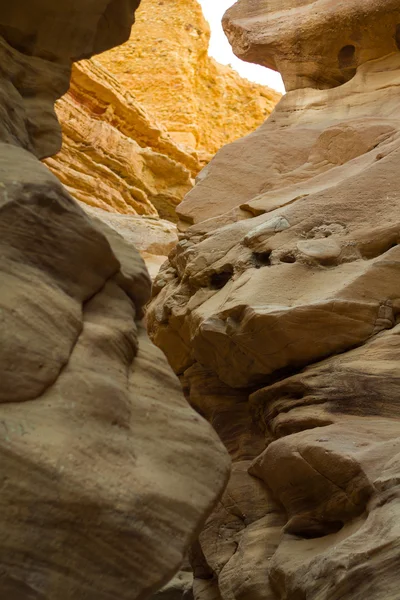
[98,0,281,160]
[45,59,199,221]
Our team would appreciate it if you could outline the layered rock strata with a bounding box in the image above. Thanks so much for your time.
[149,1,400,598]
[45,59,198,221]
[98,0,281,159]
[43,0,281,281]
[0,2,230,599]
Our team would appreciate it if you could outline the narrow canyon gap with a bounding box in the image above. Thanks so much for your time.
[1,0,400,599]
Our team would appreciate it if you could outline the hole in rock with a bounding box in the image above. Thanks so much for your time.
[253,251,271,268]
[338,45,356,69]
[318,256,340,268]
[210,268,233,290]
[396,25,400,50]
[360,239,398,260]
[280,252,296,264]
[287,520,344,539]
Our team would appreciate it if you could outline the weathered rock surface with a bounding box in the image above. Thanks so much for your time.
[98,0,281,159]
[152,569,193,600]
[148,2,400,598]
[0,1,230,598]
[82,201,179,279]
[223,0,400,91]
[45,59,198,221]
[43,0,281,283]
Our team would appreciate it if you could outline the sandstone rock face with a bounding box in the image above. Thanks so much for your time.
[98,0,281,159]
[148,2,400,598]
[82,201,179,279]
[44,59,199,221]
[0,1,230,598]
[223,0,400,91]
[0,0,141,62]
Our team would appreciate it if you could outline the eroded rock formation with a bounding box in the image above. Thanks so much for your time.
[44,57,194,275]
[45,59,199,220]
[149,1,400,598]
[98,0,281,159]
[0,2,230,598]
[43,0,282,277]
[223,0,400,91]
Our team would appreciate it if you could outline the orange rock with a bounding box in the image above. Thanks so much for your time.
[98,0,281,158]
[45,60,197,220]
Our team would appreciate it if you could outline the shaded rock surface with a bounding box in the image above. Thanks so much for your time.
[0,1,230,598]
[148,1,400,598]
[152,570,194,600]
[82,201,179,279]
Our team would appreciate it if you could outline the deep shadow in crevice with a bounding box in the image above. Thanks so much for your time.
[280,252,296,264]
[359,239,398,260]
[338,44,357,81]
[338,44,356,68]
[210,268,233,290]
[395,24,400,50]
[253,251,271,268]
[286,519,344,539]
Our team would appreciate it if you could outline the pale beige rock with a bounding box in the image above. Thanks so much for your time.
[223,0,400,91]
[152,571,193,600]
[81,202,178,278]
[250,325,400,597]
[82,203,178,256]
[0,1,230,598]
[148,3,400,598]
[177,53,400,227]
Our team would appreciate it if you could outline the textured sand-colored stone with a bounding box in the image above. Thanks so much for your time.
[0,1,230,598]
[98,0,281,159]
[45,59,198,221]
[148,2,400,598]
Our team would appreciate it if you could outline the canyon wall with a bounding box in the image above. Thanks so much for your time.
[44,0,281,276]
[45,59,199,220]
[98,0,281,160]
[0,2,230,599]
[149,1,400,598]
[44,58,197,275]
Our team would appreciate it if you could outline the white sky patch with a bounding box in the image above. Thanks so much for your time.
[198,0,285,94]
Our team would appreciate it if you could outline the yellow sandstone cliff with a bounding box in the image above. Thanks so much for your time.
[45,60,197,221]
[98,0,281,160]
[44,0,280,274]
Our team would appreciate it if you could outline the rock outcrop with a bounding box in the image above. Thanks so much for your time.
[42,0,281,279]
[223,0,400,91]
[148,1,400,598]
[0,2,230,599]
[45,59,199,221]
[82,201,179,279]
[98,0,281,159]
